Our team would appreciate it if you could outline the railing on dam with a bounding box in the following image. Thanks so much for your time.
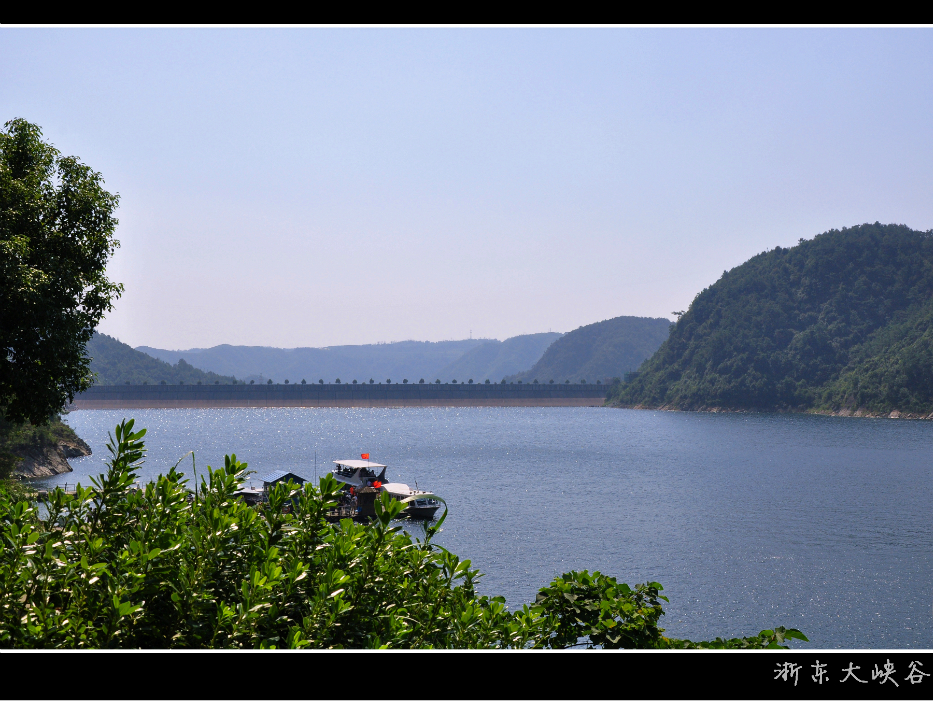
[70,382,613,408]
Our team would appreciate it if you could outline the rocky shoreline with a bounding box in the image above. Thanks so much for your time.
[611,403,933,420]
[808,408,933,420]
[12,433,92,479]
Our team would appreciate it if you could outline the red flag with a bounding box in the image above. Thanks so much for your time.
[373,480,382,489]
[361,453,369,459]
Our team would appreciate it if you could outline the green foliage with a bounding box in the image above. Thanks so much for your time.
[0,477,38,504]
[0,420,806,649]
[612,224,933,413]
[508,316,671,384]
[0,119,122,424]
[530,571,807,649]
[86,333,237,386]
[0,409,85,479]
[667,626,809,649]
[819,296,933,413]
[534,572,668,648]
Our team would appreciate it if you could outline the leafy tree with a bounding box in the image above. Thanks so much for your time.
[335,379,341,384]
[386,379,391,384]
[370,379,374,384]
[352,380,357,384]
[319,380,323,385]
[419,379,425,384]
[435,380,441,384]
[284,380,289,385]
[0,419,808,650]
[85,333,236,386]
[403,379,408,384]
[301,379,306,385]
[533,379,538,384]
[484,379,490,384]
[267,379,273,385]
[250,380,255,385]
[1,119,122,424]
[468,379,473,384]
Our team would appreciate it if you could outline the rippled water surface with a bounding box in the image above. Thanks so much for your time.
[51,407,933,648]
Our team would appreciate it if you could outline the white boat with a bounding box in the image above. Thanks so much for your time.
[331,459,442,520]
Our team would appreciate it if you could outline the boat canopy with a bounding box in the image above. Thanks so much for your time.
[380,482,411,494]
[333,460,388,469]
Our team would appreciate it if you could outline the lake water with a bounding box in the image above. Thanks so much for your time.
[48,407,933,649]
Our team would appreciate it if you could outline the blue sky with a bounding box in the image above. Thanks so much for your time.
[3,27,932,349]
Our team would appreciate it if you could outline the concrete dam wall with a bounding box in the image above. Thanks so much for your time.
[70,383,611,409]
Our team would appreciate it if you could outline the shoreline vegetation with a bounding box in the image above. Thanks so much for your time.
[612,403,933,420]
[611,224,933,417]
[0,418,807,650]
[0,412,90,480]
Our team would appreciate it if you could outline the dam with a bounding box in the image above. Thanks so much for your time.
[70,382,611,409]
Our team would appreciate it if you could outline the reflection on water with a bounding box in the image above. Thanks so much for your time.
[52,407,933,648]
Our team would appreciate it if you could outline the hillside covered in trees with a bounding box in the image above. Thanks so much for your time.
[86,333,238,385]
[435,332,562,383]
[508,316,672,384]
[610,223,933,414]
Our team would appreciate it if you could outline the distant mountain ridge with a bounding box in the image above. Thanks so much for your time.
[611,223,933,414]
[123,316,669,390]
[433,332,563,383]
[507,316,672,383]
[136,339,492,385]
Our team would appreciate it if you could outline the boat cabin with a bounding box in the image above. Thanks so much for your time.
[331,460,387,489]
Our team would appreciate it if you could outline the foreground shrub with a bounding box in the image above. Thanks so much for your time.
[0,420,807,649]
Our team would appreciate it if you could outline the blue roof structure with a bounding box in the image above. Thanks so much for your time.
[259,470,305,485]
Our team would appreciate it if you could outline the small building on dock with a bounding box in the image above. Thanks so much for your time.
[259,470,306,490]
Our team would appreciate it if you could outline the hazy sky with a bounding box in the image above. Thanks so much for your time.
[4,27,932,349]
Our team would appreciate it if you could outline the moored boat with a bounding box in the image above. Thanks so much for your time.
[331,458,442,520]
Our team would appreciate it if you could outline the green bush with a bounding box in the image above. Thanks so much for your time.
[0,420,807,649]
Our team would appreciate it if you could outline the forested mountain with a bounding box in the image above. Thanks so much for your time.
[610,223,933,413]
[433,332,562,383]
[135,339,490,385]
[87,333,238,385]
[507,316,672,384]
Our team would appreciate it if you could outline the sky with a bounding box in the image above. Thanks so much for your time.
[3,27,933,350]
